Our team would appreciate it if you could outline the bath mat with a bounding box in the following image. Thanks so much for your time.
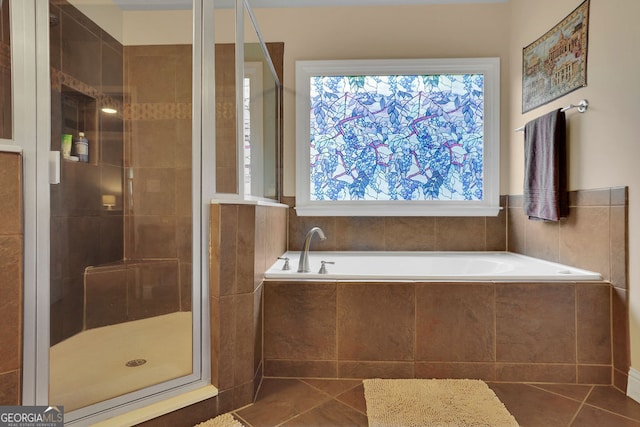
[363,378,519,427]
[194,413,245,427]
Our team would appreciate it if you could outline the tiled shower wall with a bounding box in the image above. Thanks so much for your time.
[49,1,125,344]
[0,152,22,405]
[49,1,196,340]
[123,44,193,312]
[84,259,182,329]
[508,187,629,391]
[0,0,11,140]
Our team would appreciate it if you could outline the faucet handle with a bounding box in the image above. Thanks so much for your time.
[277,257,290,270]
[319,260,335,274]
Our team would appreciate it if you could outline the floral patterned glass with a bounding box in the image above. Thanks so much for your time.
[309,74,484,201]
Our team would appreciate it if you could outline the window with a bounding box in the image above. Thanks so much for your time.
[243,62,264,196]
[295,58,500,216]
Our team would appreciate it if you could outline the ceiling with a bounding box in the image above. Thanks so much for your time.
[113,0,507,10]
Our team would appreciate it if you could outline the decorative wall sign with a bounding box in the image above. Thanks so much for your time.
[522,0,589,113]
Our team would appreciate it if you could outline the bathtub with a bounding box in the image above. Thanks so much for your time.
[264,251,602,281]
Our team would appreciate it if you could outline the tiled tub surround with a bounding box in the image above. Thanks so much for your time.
[267,187,627,390]
[264,280,612,384]
[209,203,288,413]
[508,187,629,391]
[283,195,508,252]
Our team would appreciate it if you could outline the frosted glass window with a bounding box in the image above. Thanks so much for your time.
[296,58,500,216]
[310,74,483,202]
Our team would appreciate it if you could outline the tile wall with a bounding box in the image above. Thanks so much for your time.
[123,43,193,313]
[508,187,629,391]
[263,280,611,385]
[209,203,287,411]
[0,152,22,405]
[49,0,196,342]
[265,187,628,391]
[283,195,507,251]
[49,1,125,344]
[215,44,237,194]
[0,0,11,140]
[84,259,182,329]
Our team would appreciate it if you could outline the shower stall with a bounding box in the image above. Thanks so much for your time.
[47,3,196,412]
[46,2,199,418]
[15,0,281,424]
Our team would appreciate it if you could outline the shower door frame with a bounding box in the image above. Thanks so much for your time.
[20,0,216,424]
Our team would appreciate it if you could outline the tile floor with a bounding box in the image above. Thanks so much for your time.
[230,378,640,426]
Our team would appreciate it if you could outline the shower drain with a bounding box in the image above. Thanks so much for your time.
[125,359,147,367]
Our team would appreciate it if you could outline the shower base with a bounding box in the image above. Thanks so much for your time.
[49,311,192,412]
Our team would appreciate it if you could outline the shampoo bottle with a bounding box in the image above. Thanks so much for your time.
[74,132,89,162]
[61,134,72,159]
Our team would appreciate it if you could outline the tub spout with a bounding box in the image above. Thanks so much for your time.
[297,226,326,272]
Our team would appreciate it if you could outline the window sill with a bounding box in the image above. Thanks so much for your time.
[295,203,501,217]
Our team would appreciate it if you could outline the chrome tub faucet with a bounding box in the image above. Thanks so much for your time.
[297,226,326,272]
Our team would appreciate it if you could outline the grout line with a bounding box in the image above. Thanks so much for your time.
[609,285,615,385]
[581,401,640,424]
[414,283,417,378]
[233,411,253,427]
[299,378,358,399]
[301,377,368,414]
[336,282,340,376]
[567,385,593,426]
[261,279,265,392]
[284,377,367,417]
[575,284,579,383]
[272,382,334,427]
[336,386,368,416]
[527,383,592,404]
[484,216,487,250]
[493,283,497,379]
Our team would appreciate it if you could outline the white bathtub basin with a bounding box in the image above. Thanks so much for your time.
[264,251,602,281]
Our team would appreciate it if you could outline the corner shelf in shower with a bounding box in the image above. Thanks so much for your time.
[61,85,99,165]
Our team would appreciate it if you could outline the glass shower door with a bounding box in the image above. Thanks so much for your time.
[48,0,195,416]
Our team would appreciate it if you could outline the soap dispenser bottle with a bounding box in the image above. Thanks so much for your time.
[74,132,89,163]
